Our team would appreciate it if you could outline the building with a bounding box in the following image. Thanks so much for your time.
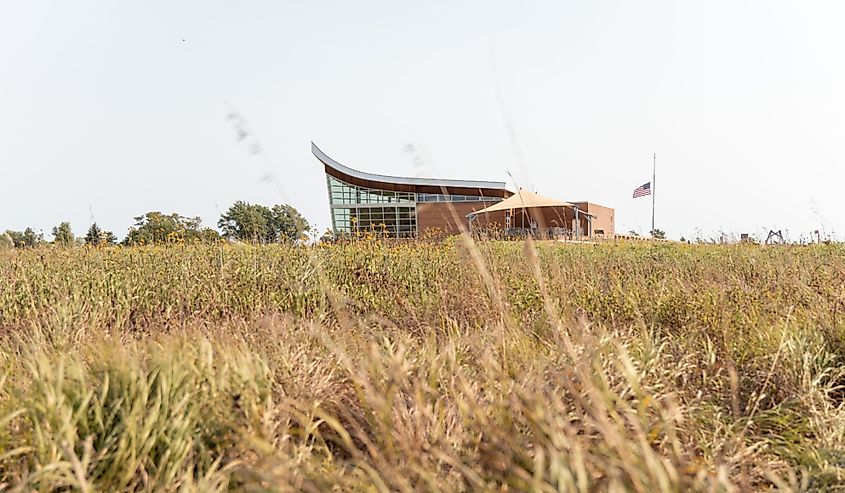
[570,202,615,237]
[313,142,614,238]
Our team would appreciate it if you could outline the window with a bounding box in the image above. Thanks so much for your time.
[417,193,503,203]
[326,175,417,237]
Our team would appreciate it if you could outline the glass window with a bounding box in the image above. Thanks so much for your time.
[417,193,502,203]
[326,175,422,237]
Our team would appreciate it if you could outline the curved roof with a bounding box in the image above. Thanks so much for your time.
[312,142,508,191]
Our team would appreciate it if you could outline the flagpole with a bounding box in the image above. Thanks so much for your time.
[651,153,656,237]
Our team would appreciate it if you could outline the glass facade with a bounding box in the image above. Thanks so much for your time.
[326,174,505,237]
[330,205,417,237]
[417,193,503,203]
[328,175,416,205]
[327,176,417,237]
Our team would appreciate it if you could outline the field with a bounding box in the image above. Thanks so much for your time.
[0,240,844,491]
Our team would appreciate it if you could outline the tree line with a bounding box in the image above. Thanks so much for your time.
[0,201,310,248]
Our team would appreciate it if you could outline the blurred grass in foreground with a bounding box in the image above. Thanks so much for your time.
[0,240,843,491]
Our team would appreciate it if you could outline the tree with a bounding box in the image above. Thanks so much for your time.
[651,229,666,239]
[52,222,75,245]
[124,212,218,245]
[218,202,269,242]
[85,223,102,245]
[6,228,44,248]
[628,230,640,237]
[197,228,221,244]
[218,201,310,243]
[25,228,42,246]
[269,204,311,242]
[0,233,13,249]
[319,228,336,243]
[4,230,24,248]
[85,223,116,246]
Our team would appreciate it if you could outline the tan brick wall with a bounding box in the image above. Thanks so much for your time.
[416,201,615,237]
[587,203,615,236]
[416,202,506,234]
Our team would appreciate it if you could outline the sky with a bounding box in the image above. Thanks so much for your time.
[2,1,844,241]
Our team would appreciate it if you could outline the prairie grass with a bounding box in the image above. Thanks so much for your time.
[0,240,843,491]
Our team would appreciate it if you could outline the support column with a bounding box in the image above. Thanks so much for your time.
[574,208,580,239]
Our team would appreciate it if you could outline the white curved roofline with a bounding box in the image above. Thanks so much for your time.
[312,142,508,191]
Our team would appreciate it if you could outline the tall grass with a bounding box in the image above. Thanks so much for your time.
[0,241,843,491]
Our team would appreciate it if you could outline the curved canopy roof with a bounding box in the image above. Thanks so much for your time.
[312,142,508,192]
[468,189,574,215]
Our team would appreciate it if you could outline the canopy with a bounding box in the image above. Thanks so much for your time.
[468,189,574,216]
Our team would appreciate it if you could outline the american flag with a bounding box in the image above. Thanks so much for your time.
[632,182,651,198]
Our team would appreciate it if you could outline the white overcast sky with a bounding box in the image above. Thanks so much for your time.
[2,1,843,241]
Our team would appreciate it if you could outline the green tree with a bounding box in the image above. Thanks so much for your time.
[85,223,102,245]
[651,229,666,239]
[0,232,13,249]
[319,228,336,243]
[198,228,221,244]
[269,204,311,242]
[102,230,118,245]
[52,222,75,246]
[124,212,218,245]
[218,201,310,243]
[4,230,24,248]
[218,201,270,242]
[85,223,117,246]
[9,228,44,247]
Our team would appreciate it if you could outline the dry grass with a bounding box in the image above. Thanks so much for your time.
[0,240,843,491]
